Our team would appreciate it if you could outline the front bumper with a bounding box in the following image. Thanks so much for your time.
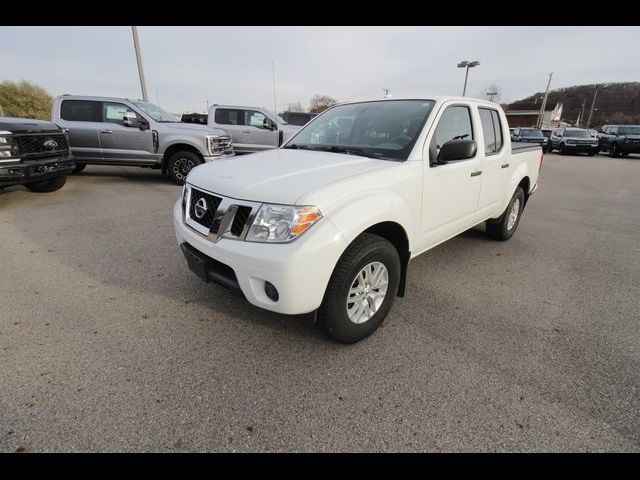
[0,155,75,187]
[563,144,599,153]
[173,200,347,315]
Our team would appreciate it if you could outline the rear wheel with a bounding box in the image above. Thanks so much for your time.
[486,187,525,241]
[24,175,67,193]
[318,233,401,344]
[167,151,202,185]
[610,143,620,158]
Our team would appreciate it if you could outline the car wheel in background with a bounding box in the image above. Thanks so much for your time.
[486,186,525,241]
[559,143,566,155]
[24,175,67,193]
[588,150,595,156]
[318,233,401,344]
[610,143,620,158]
[72,163,86,174]
[167,151,202,185]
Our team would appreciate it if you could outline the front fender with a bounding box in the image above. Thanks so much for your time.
[159,138,207,156]
[324,190,416,252]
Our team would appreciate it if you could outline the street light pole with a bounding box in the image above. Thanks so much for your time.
[586,85,599,130]
[457,60,480,97]
[131,26,148,101]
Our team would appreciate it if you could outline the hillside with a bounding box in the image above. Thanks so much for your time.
[507,82,640,128]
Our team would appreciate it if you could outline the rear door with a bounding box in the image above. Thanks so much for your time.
[477,108,509,216]
[211,108,248,151]
[57,99,102,162]
[98,101,156,164]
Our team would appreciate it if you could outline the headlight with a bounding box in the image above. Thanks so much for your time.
[246,204,322,243]
[566,140,575,144]
[0,135,20,159]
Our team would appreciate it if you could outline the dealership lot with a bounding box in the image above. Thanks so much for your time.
[1,153,639,452]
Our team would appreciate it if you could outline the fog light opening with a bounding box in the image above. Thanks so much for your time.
[264,281,279,302]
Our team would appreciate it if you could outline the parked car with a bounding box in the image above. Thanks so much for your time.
[281,111,317,127]
[0,117,75,193]
[52,95,234,184]
[597,124,640,157]
[207,105,301,153]
[180,112,208,125]
[174,96,542,343]
[511,127,549,152]
[547,127,599,155]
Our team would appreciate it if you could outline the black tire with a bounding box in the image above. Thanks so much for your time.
[24,175,67,193]
[547,144,553,153]
[588,150,595,157]
[558,143,566,155]
[318,233,401,344]
[610,143,620,158]
[167,150,202,185]
[621,152,629,157]
[486,186,525,241]
[71,163,86,174]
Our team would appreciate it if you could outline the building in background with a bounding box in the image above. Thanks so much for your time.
[504,103,564,129]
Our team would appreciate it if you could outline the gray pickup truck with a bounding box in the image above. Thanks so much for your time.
[51,95,234,184]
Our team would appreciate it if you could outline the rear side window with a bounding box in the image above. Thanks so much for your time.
[214,109,244,126]
[60,100,101,122]
[491,110,503,151]
[479,108,497,153]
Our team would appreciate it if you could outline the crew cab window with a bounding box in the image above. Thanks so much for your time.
[246,110,267,128]
[60,100,101,122]
[479,108,497,154]
[491,110,503,150]
[102,102,137,126]
[430,105,474,162]
[214,108,244,126]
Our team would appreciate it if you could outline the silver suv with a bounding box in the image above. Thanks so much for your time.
[52,95,234,184]
[207,105,301,153]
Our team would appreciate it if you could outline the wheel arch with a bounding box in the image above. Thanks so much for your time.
[162,143,204,174]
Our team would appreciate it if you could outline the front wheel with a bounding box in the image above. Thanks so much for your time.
[558,143,566,155]
[486,186,525,241]
[610,143,620,158]
[318,233,401,344]
[167,151,202,185]
[24,175,67,193]
[71,163,86,174]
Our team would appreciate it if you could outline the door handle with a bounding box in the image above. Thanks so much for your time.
[501,163,509,168]
[100,130,113,134]
[470,171,482,177]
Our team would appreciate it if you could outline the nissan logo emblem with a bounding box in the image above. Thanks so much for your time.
[194,198,208,219]
[43,139,58,150]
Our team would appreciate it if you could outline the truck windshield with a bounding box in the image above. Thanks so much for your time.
[619,126,640,135]
[520,129,543,137]
[132,101,179,122]
[283,100,435,161]
[565,129,590,138]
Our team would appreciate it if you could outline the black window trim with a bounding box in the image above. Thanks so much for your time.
[478,107,505,157]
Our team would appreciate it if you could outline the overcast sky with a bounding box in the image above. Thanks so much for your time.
[2,26,639,114]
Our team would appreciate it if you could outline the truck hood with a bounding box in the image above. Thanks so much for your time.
[187,148,395,205]
[161,121,228,137]
[0,117,62,134]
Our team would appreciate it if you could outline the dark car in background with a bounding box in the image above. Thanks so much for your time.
[598,125,640,157]
[511,127,549,152]
[548,127,599,156]
[0,117,74,193]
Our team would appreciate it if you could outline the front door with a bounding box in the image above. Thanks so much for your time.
[243,110,278,150]
[420,104,483,250]
[98,102,156,164]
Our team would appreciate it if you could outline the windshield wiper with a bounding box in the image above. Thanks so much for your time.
[310,146,371,157]
[283,144,312,150]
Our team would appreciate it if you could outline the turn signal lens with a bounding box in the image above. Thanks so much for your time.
[291,207,322,236]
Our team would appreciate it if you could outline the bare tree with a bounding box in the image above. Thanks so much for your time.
[287,101,304,112]
[478,84,502,103]
[309,94,337,114]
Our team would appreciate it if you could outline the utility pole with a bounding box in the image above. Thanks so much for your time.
[131,26,148,101]
[577,99,586,127]
[487,91,498,102]
[536,72,553,129]
[586,85,599,129]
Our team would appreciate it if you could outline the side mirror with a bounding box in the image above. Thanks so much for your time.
[437,139,477,164]
[123,112,140,128]
[263,118,277,131]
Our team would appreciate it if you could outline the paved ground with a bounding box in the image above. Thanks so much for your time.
[1,153,639,452]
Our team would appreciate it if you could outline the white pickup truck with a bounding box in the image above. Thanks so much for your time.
[173,96,542,343]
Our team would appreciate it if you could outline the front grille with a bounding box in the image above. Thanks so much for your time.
[231,206,252,236]
[15,134,69,156]
[188,189,222,229]
[186,186,259,242]
[211,136,233,155]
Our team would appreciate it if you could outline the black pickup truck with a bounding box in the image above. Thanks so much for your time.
[0,117,75,192]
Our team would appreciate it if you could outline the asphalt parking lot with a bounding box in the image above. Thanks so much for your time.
[1,152,639,452]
